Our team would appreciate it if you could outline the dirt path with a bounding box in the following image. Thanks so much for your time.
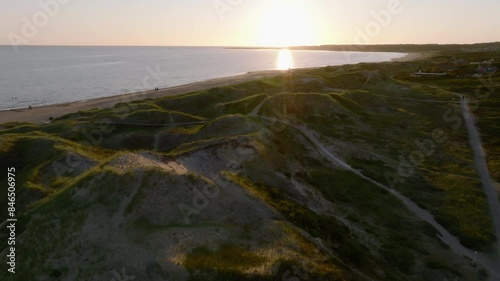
[153,131,162,152]
[249,90,500,278]
[249,96,269,117]
[294,125,500,280]
[461,98,500,251]
[371,94,460,104]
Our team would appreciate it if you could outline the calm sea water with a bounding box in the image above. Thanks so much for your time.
[0,46,404,110]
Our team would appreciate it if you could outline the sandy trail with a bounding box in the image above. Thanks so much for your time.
[461,98,500,251]
[395,81,500,251]
[153,131,162,152]
[249,96,269,117]
[390,52,427,62]
[253,96,499,280]
[295,125,500,280]
[371,94,460,104]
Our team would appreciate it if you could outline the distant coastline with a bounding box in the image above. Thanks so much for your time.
[0,52,426,125]
[0,47,404,112]
[0,70,287,124]
[228,42,500,52]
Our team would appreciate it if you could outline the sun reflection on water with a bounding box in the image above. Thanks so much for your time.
[276,49,294,70]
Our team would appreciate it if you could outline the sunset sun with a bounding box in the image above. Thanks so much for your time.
[256,0,318,47]
[3,0,500,279]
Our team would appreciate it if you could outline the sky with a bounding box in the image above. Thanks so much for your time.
[1,0,499,47]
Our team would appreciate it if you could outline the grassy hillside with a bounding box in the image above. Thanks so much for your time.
[1,50,499,281]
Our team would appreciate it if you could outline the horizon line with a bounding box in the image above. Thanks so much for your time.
[1,41,499,48]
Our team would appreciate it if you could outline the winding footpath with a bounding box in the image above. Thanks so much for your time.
[296,125,500,280]
[249,98,500,280]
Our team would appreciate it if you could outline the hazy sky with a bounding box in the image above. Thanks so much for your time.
[1,0,499,47]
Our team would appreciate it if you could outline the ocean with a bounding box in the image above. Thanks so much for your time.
[0,46,404,110]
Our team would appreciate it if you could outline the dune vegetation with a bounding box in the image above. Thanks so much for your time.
[1,50,499,281]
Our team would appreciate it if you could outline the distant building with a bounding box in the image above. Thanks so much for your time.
[476,66,498,74]
[487,66,498,73]
[412,70,447,77]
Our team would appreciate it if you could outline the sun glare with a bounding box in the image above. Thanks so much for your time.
[277,49,294,70]
[256,0,318,47]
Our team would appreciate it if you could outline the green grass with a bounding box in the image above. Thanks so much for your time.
[225,172,380,275]
[0,133,109,222]
[290,65,495,248]
[214,93,267,115]
[120,109,206,124]
[474,87,500,182]
[185,244,266,272]
[426,172,495,246]
[184,243,275,281]
[1,49,497,281]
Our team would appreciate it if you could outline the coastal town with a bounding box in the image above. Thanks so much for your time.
[413,57,498,78]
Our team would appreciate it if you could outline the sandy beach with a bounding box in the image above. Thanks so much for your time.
[0,53,423,125]
[0,70,289,124]
[391,52,427,62]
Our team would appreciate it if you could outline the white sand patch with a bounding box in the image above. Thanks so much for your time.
[178,142,256,178]
[108,152,187,175]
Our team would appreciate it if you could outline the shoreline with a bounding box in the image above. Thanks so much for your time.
[391,52,426,62]
[0,53,420,124]
[0,70,289,124]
